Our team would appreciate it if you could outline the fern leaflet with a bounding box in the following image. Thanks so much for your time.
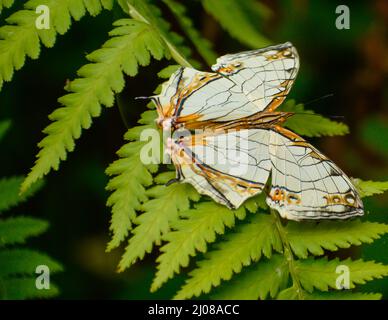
[295,258,388,292]
[286,220,388,258]
[21,18,169,193]
[352,179,388,198]
[0,217,48,246]
[281,100,349,137]
[106,110,159,251]
[174,212,283,299]
[0,0,113,91]
[118,172,200,272]
[212,255,288,300]
[0,176,43,212]
[0,0,15,13]
[152,201,246,292]
[201,0,270,48]
[163,0,217,66]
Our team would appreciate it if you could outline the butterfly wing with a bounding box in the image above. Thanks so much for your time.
[169,128,271,208]
[266,127,364,220]
[212,42,299,112]
[155,67,260,126]
[153,43,299,127]
[169,126,363,220]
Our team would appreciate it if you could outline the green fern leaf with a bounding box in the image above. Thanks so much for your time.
[287,220,388,259]
[0,176,43,213]
[202,0,270,48]
[174,213,283,299]
[157,65,180,79]
[0,0,15,13]
[243,193,268,213]
[295,258,388,292]
[277,286,382,300]
[281,100,349,137]
[152,201,246,292]
[0,249,63,277]
[276,285,300,300]
[212,254,288,300]
[0,119,11,141]
[21,18,169,193]
[119,0,195,67]
[0,0,112,91]
[106,110,159,251]
[106,62,180,253]
[163,0,217,65]
[352,178,388,198]
[306,291,382,300]
[118,172,200,272]
[0,217,48,246]
[0,278,60,299]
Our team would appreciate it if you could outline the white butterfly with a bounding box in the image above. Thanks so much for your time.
[150,42,364,221]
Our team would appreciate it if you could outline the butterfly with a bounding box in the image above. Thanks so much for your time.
[149,42,364,221]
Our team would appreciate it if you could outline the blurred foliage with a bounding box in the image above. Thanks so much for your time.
[0,0,387,299]
[0,121,62,299]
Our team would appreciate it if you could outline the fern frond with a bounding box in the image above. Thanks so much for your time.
[305,291,382,300]
[21,18,169,193]
[0,278,60,299]
[0,0,113,91]
[152,201,246,292]
[119,0,195,67]
[287,220,388,259]
[212,254,288,300]
[163,0,217,66]
[281,100,349,137]
[0,249,63,277]
[352,179,388,198]
[118,172,200,272]
[295,258,388,292]
[0,176,43,213]
[201,0,270,48]
[0,217,48,246]
[106,110,159,251]
[277,286,382,300]
[157,65,180,79]
[0,0,15,13]
[106,62,181,253]
[0,119,11,141]
[174,213,283,299]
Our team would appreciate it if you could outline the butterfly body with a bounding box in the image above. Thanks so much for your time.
[151,42,364,221]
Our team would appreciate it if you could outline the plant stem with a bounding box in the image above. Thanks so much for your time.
[271,209,306,299]
[127,2,193,68]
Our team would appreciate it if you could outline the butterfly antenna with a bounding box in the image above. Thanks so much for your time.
[303,93,334,107]
[292,93,345,120]
[290,112,345,120]
[134,96,152,101]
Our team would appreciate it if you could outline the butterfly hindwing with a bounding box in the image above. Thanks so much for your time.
[168,128,271,208]
[266,127,363,220]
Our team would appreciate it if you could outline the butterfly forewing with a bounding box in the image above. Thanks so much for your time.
[212,42,299,112]
[154,42,299,127]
